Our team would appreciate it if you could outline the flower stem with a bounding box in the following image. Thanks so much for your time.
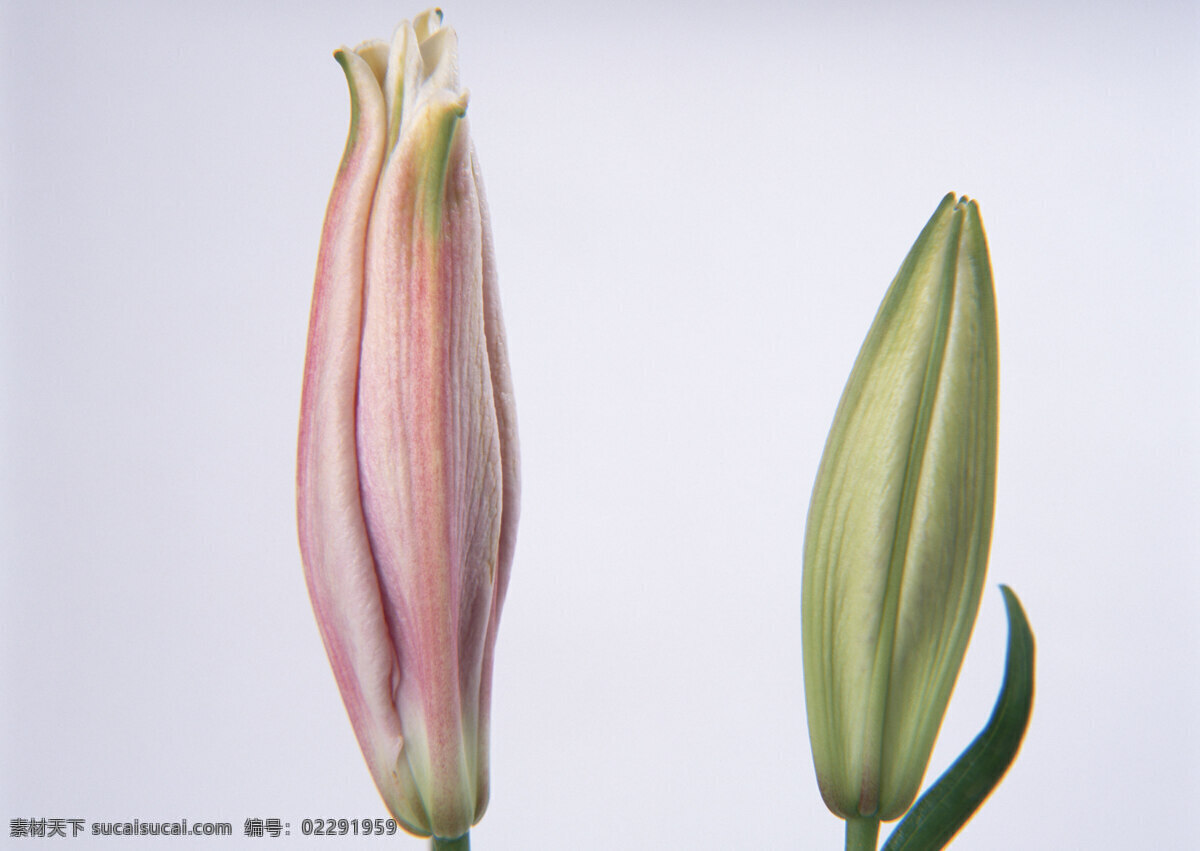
[431,834,470,851]
[845,817,879,851]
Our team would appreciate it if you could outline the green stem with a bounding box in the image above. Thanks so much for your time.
[846,817,880,851]
[431,833,470,851]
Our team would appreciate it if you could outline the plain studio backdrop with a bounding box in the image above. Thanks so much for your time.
[2,1,1197,848]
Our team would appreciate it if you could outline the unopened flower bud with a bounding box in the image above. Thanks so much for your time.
[802,193,998,822]
[297,9,519,840]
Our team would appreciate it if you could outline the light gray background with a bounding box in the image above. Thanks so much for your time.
[2,0,1197,848]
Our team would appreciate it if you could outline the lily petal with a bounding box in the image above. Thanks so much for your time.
[297,46,428,832]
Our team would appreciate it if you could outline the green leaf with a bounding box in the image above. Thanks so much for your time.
[881,585,1035,851]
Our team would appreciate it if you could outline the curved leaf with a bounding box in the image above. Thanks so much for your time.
[882,585,1035,851]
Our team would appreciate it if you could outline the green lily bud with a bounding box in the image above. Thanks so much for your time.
[802,194,999,823]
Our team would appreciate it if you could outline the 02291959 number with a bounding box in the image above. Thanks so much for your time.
[299,818,398,836]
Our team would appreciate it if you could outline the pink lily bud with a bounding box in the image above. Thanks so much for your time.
[296,9,519,841]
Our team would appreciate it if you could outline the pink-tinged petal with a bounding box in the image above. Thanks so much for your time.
[296,47,427,835]
[356,60,499,840]
[470,144,520,823]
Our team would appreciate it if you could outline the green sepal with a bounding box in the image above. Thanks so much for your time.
[881,585,1035,851]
